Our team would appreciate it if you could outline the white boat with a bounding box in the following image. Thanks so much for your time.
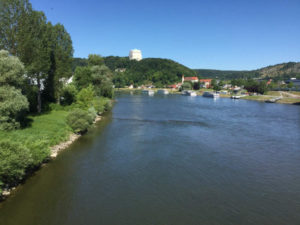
[182,90,197,96]
[203,92,219,98]
[231,95,241,99]
[148,90,154,96]
[142,90,154,96]
[157,89,169,95]
[187,91,197,96]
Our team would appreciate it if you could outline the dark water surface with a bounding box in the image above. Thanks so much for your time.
[1,94,300,225]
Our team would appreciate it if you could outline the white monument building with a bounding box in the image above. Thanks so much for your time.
[129,49,142,61]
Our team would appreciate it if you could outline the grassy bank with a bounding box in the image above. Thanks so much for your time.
[0,111,71,196]
[0,97,112,197]
[0,111,71,149]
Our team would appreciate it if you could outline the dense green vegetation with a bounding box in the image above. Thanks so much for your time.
[73,56,197,87]
[0,0,113,196]
[195,62,300,80]
[105,57,196,87]
[194,69,259,80]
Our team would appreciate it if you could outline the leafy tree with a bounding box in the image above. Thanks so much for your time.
[17,10,51,113]
[211,79,217,88]
[0,50,25,88]
[60,84,77,105]
[181,82,192,90]
[91,65,113,98]
[0,0,33,55]
[213,84,221,91]
[193,82,200,90]
[74,66,92,89]
[43,23,73,104]
[88,54,104,66]
[257,81,268,94]
[0,86,29,130]
[113,73,126,88]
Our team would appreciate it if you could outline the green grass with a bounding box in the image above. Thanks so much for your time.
[242,95,271,101]
[0,110,72,149]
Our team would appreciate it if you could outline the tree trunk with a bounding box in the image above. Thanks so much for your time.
[37,76,42,114]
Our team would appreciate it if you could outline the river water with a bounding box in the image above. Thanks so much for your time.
[0,93,300,225]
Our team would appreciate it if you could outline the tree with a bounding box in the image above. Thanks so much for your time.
[0,86,29,130]
[91,65,113,98]
[60,84,77,106]
[193,82,200,90]
[0,0,33,55]
[257,81,268,94]
[17,10,51,113]
[48,23,73,103]
[113,73,126,88]
[287,82,294,88]
[0,50,25,88]
[211,79,217,88]
[213,84,221,92]
[74,66,92,90]
[88,54,104,66]
[181,82,192,90]
[0,50,28,130]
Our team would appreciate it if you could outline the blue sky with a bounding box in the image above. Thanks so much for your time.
[30,0,300,70]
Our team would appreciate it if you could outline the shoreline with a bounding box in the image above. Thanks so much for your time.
[116,89,300,105]
[0,115,102,200]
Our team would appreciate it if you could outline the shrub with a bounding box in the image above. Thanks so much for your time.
[88,107,97,121]
[0,141,32,185]
[92,97,111,114]
[26,141,50,167]
[104,100,112,111]
[76,85,95,109]
[0,86,29,130]
[66,109,93,134]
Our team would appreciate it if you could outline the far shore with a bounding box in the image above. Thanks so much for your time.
[116,88,300,105]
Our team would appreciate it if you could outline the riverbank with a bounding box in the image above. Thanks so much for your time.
[0,112,105,200]
[116,88,300,105]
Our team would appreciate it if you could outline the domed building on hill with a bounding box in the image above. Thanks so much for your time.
[129,49,142,61]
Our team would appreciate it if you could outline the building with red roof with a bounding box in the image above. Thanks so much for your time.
[199,79,212,88]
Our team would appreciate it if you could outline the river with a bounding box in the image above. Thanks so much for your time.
[0,93,300,225]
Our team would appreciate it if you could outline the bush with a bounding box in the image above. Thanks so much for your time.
[0,86,29,130]
[92,97,111,114]
[104,100,112,111]
[66,109,93,134]
[88,107,97,121]
[0,141,32,185]
[26,141,50,167]
[76,85,95,109]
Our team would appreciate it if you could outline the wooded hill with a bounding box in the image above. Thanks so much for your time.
[194,62,300,80]
[74,57,196,86]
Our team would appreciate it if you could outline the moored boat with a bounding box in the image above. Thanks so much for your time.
[182,90,197,96]
[231,95,241,99]
[203,92,219,98]
[142,90,154,96]
[157,89,169,95]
